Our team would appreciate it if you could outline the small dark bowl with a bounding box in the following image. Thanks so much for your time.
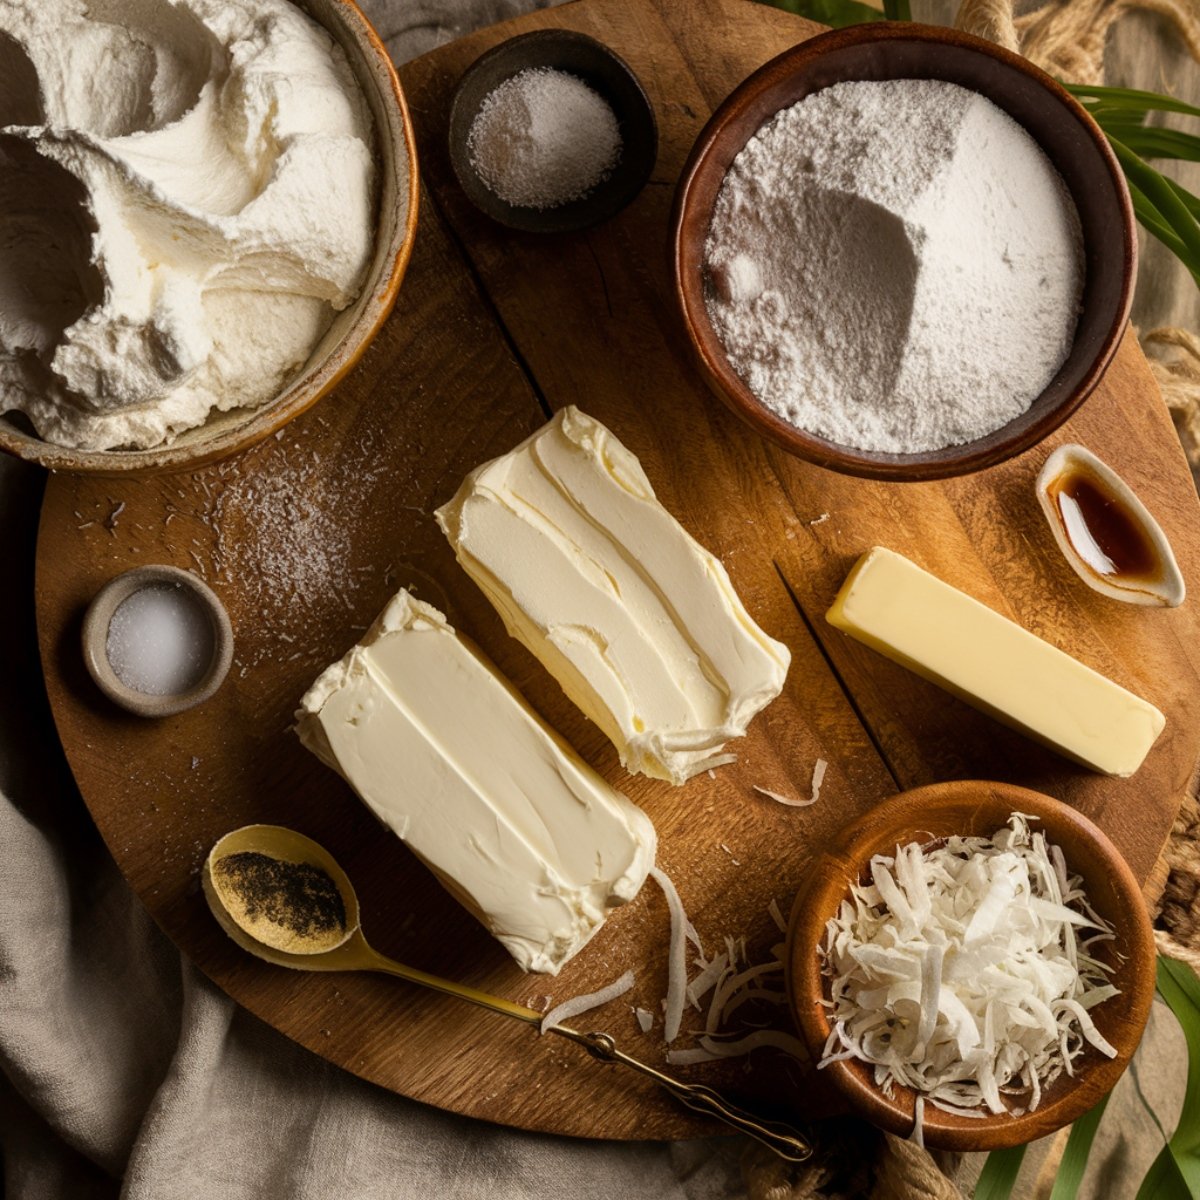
[672,23,1136,482]
[787,781,1156,1151]
[448,30,657,233]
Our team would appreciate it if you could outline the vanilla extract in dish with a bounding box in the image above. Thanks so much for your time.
[1036,443,1184,607]
[105,583,216,696]
[1045,464,1158,581]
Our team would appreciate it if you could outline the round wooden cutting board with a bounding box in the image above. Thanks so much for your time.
[35,0,1200,1143]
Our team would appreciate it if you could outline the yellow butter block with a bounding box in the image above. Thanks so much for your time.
[826,547,1165,777]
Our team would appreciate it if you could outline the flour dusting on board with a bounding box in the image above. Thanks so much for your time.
[139,419,410,671]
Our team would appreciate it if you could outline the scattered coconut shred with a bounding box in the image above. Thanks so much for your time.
[541,970,635,1034]
[651,868,807,1067]
[536,868,807,1071]
[821,814,1118,1142]
[753,758,827,808]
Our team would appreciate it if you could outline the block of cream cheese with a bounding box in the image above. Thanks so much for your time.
[295,589,656,974]
[826,547,1165,777]
[435,407,791,785]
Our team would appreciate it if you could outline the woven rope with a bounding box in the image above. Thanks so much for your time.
[1145,327,1200,467]
[741,1124,965,1200]
[956,0,1200,84]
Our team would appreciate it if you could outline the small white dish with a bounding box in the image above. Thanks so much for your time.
[1036,443,1185,608]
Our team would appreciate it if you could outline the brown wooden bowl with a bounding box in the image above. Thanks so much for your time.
[672,23,1136,482]
[786,780,1155,1151]
[0,0,420,477]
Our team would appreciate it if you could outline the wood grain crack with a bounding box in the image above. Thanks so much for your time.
[773,559,902,792]
[424,185,555,422]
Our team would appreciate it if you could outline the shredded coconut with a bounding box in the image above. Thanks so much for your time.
[650,866,689,1043]
[753,784,815,808]
[704,79,1084,454]
[809,759,827,805]
[819,813,1118,1132]
[468,68,621,210]
[667,1029,808,1066]
[540,969,635,1034]
[652,893,807,1070]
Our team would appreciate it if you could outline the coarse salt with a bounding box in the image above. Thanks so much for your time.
[106,583,214,695]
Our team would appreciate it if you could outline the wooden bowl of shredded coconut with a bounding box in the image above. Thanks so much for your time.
[672,23,1135,482]
[786,780,1156,1151]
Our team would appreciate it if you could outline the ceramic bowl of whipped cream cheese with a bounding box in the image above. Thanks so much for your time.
[0,0,419,474]
[672,24,1135,482]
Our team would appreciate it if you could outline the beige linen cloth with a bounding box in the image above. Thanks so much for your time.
[0,2,1193,1198]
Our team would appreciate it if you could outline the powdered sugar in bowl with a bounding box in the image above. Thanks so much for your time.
[672,24,1135,482]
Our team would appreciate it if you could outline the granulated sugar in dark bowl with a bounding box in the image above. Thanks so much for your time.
[672,23,1135,482]
[449,30,658,234]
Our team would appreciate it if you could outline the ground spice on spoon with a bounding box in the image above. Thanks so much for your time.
[213,851,348,953]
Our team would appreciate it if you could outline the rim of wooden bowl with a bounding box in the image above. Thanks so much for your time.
[671,22,1136,482]
[0,0,420,478]
[786,780,1157,1151]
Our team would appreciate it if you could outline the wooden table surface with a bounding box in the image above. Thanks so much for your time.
[34,0,1200,1142]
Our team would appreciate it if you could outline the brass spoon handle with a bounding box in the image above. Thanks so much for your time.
[550,1028,813,1164]
[363,946,543,1026]
[363,949,812,1162]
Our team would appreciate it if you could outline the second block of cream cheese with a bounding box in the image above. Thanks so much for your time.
[295,589,655,974]
[436,407,791,785]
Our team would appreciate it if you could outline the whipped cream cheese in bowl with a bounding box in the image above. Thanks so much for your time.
[0,0,418,473]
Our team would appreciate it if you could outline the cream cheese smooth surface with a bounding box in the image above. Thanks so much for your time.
[436,407,791,785]
[0,0,377,450]
[826,546,1165,777]
[295,589,656,975]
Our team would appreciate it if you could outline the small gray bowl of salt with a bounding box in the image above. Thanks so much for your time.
[449,30,658,233]
[82,565,234,718]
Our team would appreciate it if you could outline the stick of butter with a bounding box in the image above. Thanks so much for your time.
[826,547,1165,777]
[436,407,791,785]
[295,589,656,974]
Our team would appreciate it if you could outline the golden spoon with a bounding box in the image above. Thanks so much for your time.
[203,824,812,1163]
